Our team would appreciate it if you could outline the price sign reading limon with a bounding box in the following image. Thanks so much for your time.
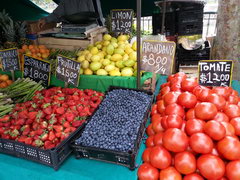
[56,55,81,87]
[141,41,176,75]
[23,55,51,86]
[198,60,233,87]
[0,48,20,71]
[111,9,133,34]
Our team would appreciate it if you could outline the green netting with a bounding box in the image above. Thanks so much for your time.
[0,70,155,92]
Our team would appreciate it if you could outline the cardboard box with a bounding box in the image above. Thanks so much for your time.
[27,21,56,34]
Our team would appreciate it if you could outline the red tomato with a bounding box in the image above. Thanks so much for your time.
[217,136,240,160]
[197,154,225,179]
[151,104,158,116]
[192,85,206,97]
[174,151,196,175]
[150,145,172,169]
[226,160,240,180]
[196,88,212,102]
[204,120,226,141]
[189,133,213,154]
[230,117,240,136]
[142,147,152,163]
[163,92,181,106]
[170,83,182,92]
[224,104,240,119]
[221,122,235,136]
[177,92,197,109]
[160,166,182,180]
[161,116,168,130]
[166,114,183,129]
[206,93,226,110]
[156,100,165,114]
[153,132,163,146]
[161,86,171,96]
[137,163,159,180]
[181,78,198,92]
[185,109,195,120]
[146,124,155,136]
[183,173,204,180]
[163,128,189,152]
[161,82,170,89]
[213,112,229,122]
[175,72,187,80]
[212,87,231,99]
[185,119,205,136]
[151,113,162,124]
[156,93,162,101]
[165,103,185,117]
[146,136,155,148]
[152,117,164,133]
[194,102,218,120]
[227,95,239,104]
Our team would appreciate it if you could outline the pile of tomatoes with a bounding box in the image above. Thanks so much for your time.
[138,72,240,180]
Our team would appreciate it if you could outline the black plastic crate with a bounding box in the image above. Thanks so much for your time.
[72,86,153,170]
[178,21,203,36]
[0,124,85,170]
[152,12,176,36]
[178,10,203,24]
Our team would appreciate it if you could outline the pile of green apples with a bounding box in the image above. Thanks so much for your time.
[77,34,137,77]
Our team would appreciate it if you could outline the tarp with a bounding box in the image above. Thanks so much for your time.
[0,0,157,21]
[0,0,48,21]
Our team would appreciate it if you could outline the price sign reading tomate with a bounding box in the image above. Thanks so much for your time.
[23,55,51,86]
[141,41,176,75]
[0,48,20,71]
[111,9,133,34]
[198,60,233,87]
[56,55,81,87]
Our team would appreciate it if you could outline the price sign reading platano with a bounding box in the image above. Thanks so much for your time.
[111,9,133,34]
[141,41,176,75]
[198,60,233,87]
[23,55,51,86]
[0,48,20,71]
[56,55,81,87]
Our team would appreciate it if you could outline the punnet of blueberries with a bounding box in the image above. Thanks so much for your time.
[75,89,152,152]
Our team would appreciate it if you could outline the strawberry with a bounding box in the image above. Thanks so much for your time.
[0,115,10,123]
[66,112,75,122]
[32,139,44,147]
[72,120,84,127]
[28,111,38,120]
[53,125,63,132]
[43,106,52,115]
[36,129,44,136]
[32,122,39,130]
[48,131,56,141]
[18,110,28,119]
[56,107,65,115]
[24,137,33,145]
[3,122,11,127]
[43,97,52,103]
[63,121,70,128]
[40,132,49,141]
[72,95,79,101]
[26,119,34,125]
[40,121,48,129]
[44,140,55,149]
[21,125,30,136]
[17,136,27,143]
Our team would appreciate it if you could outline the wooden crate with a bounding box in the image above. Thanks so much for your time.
[38,27,107,51]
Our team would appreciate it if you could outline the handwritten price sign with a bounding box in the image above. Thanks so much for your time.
[141,41,176,75]
[0,48,20,71]
[111,9,133,34]
[198,60,233,87]
[56,55,81,87]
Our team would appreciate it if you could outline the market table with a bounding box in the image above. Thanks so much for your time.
[0,141,146,180]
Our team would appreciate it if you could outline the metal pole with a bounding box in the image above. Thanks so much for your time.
[161,0,167,34]
[136,0,141,89]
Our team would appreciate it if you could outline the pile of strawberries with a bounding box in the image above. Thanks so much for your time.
[0,87,104,150]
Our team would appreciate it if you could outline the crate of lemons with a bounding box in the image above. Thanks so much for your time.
[77,34,138,77]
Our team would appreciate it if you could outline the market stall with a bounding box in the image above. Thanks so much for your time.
[0,0,240,179]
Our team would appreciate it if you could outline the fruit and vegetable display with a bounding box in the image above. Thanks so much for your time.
[0,87,104,149]
[18,44,50,60]
[0,78,44,118]
[138,72,240,180]
[75,89,152,152]
[76,34,138,77]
